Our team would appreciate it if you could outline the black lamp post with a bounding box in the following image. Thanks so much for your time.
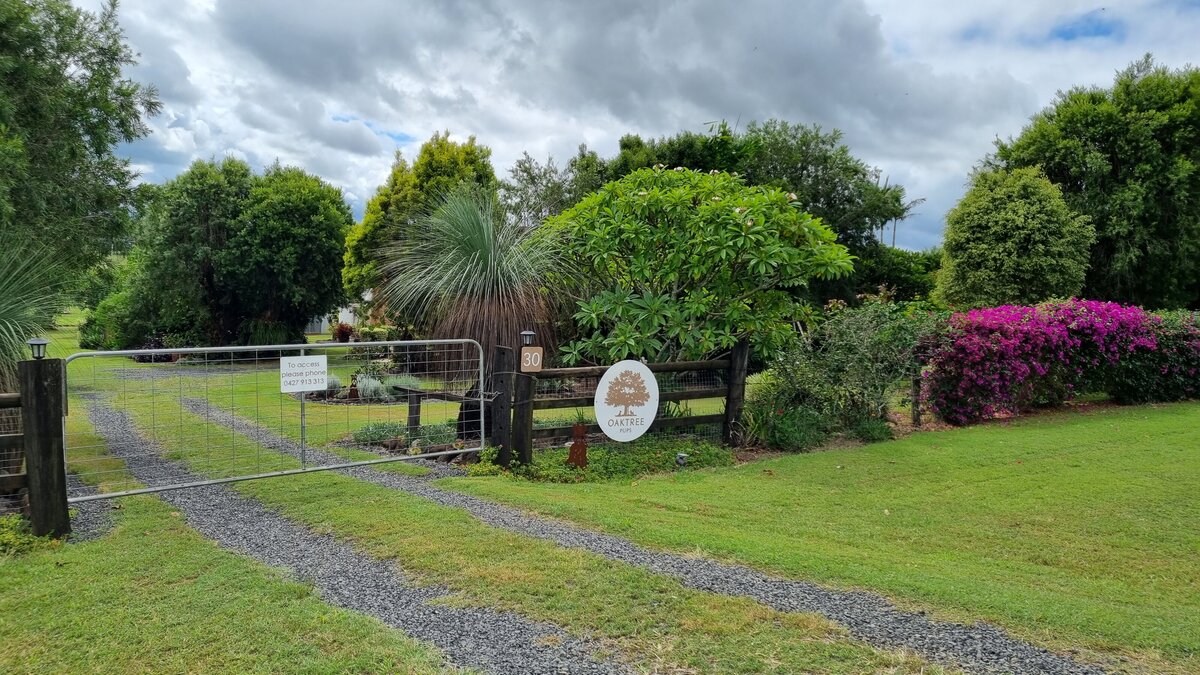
[520,330,535,346]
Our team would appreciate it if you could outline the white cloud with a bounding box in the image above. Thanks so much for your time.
[92,0,1200,249]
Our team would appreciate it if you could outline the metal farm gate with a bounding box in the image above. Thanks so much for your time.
[63,340,485,502]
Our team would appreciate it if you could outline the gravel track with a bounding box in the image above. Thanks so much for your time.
[85,398,624,675]
[183,397,1106,675]
[66,474,113,542]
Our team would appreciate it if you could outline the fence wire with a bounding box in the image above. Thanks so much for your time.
[64,340,483,501]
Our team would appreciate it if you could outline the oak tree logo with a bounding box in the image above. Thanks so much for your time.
[604,369,650,417]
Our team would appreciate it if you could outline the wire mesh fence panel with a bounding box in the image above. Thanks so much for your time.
[63,340,484,502]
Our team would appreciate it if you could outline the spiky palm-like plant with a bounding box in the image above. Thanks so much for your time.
[0,231,67,390]
[0,230,67,442]
[376,187,561,370]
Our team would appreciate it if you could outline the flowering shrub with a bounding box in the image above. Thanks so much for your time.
[1105,311,1200,404]
[924,299,1159,425]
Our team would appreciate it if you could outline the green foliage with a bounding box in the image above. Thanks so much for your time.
[351,421,408,444]
[550,167,853,364]
[739,120,918,258]
[937,167,1094,307]
[342,153,421,299]
[1105,310,1200,404]
[850,418,894,443]
[995,55,1200,309]
[0,230,68,388]
[0,514,55,558]
[221,165,350,336]
[344,132,497,299]
[376,186,560,362]
[855,245,941,301]
[745,301,940,449]
[494,437,734,483]
[0,0,160,272]
[85,159,351,348]
[73,255,125,310]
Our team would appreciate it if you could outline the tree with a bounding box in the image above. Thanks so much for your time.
[604,370,650,416]
[84,159,351,347]
[995,56,1200,308]
[342,153,420,299]
[549,167,853,364]
[221,164,352,343]
[0,0,160,271]
[738,120,915,256]
[343,132,497,299]
[375,185,561,363]
[937,167,1094,307]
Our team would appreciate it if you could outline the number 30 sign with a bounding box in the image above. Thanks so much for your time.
[520,346,544,373]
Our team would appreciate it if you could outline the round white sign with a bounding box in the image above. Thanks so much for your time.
[594,360,659,442]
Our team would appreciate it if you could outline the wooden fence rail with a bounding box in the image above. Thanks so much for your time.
[489,339,750,467]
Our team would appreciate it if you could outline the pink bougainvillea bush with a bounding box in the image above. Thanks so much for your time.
[923,299,1167,425]
[1104,310,1200,404]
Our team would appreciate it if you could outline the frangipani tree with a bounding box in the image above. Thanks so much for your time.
[548,167,853,364]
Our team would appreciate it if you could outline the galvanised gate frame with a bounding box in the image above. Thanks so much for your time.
[63,339,485,502]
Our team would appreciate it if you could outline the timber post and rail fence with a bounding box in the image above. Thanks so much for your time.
[489,336,751,467]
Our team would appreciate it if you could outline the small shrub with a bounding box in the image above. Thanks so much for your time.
[412,421,457,447]
[332,322,355,342]
[0,514,55,557]
[352,421,408,445]
[325,374,342,393]
[765,406,829,451]
[851,418,894,443]
[354,375,391,401]
[382,375,422,392]
[466,446,506,477]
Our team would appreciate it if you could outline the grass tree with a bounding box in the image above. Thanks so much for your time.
[376,186,561,364]
[376,186,561,441]
[0,231,67,435]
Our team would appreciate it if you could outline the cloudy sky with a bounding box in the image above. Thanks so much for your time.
[85,0,1200,249]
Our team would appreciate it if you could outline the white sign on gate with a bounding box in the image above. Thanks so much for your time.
[280,355,328,393]
[594,360,659,442]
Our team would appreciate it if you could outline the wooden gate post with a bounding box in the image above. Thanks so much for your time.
[510,334,536,466]
[489,346,514,466]
[722,340,751,446]
[19,358,69,538]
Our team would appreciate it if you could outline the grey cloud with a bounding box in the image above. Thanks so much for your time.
[110,0,1196,242]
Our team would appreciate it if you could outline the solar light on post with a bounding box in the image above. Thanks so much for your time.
[27,337,49,360]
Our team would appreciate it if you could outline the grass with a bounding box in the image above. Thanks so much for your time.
[1,387,451,674]
[118,401,937,674]
[446,402,1200,673]
[0,497,451,674]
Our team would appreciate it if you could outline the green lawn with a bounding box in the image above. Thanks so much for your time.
[114,401,936,674]
[1,390,451,674]
[446,403,1200,674]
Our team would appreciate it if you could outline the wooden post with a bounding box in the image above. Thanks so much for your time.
[511,334,536,466]
[407,392,422,437]
[20,358,69,538]
[722,340,751,446]
[489,346,514,466]
[910,376,922,428]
